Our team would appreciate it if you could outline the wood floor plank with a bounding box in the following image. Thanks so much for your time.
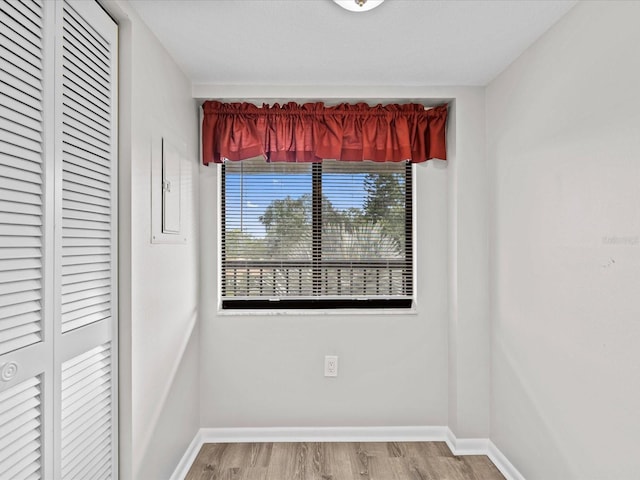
[344,442,371,479]
[435,457,478,480]
[358,442,392,458]
[395,457,440,480]
[185,443,229,480]
[368,455,401,480]
[387,456,436,480]
[265,442,299,480]
[248,443,273,468]
[386,442,405,458]
[184,442,505,480]
[462,456,505,480]
[236,466,268,480]
[304,442,352,480]
[399,441,455,479]
[400,441,454,460]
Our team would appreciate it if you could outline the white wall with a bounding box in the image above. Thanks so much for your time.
[103,2,200,479]
[487,2,640,479]
[196,86,489,437]
[448,95,491,440]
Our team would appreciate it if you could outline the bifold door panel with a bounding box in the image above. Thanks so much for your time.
[0,0,118,478]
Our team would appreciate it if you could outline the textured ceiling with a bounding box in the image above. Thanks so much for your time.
[129,0,577,87]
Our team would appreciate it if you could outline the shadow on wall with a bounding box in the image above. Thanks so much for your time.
[492,335,573,480]
[136,312,199,480]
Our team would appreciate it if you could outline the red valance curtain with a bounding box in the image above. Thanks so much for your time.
[201,101,448,164]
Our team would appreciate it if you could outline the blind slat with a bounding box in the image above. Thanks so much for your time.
[221,158,413,302]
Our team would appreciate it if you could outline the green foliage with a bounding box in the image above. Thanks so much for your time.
[363,172,406,250]
[226,170,407,261]
[321,222,402,260]
[364,173,404,220]
[259,195,311,258]
[260,194,311,232]
[224,229,267,259]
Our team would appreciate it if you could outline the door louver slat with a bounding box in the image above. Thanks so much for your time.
[0,1,42,39]
[61,278,110,297]
[0,156,42,177]
[62,152,110,180]
[61,99,109,141]
[60,1,112,334]
[62,8,109,64]
[0,278,40,296]
[62,199,109,217]
[0,69,42,108]
[0,154,42,176]
[0,311,40,332]
[0,105,42,136]
[0,6,42,46]
[0,45,42,83]
[62,43,109,91]
[0,57,42,94]
[61,342,111,480]
[0,31,42,74]
[61,60,109,109]
[0,376,42,479]
[0,115,42,146]
[13,0,42,20]
[0,0,43,356]
[62,179,110,201]
[0,43,42,81]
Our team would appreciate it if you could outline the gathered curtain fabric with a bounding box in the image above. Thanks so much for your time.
[201,101,448,164]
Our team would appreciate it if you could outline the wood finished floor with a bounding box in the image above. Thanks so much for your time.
[184,442,505,480]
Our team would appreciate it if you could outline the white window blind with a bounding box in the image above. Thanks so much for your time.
[221,159,413,309]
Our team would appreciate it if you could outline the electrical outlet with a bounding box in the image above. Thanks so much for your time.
[324,355,338,377]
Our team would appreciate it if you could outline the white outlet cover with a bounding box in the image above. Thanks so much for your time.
[324,355,338,377]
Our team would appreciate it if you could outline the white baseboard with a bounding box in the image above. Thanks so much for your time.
[445,428,489,455]
[199,425,448,443]
[169,429,203,480]
[170,426,525,480]
[488,440,527,480]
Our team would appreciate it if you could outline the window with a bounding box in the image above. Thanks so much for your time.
[220,158,413,309]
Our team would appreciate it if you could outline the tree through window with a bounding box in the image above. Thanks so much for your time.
[221,158,413,309]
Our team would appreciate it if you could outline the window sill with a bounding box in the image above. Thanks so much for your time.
[215,306,418,316]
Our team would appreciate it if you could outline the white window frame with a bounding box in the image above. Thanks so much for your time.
[215,160,418,315]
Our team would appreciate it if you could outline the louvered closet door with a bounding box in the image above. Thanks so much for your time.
[54,1,117,479]
[0,0,53,478]
[1,1,116,477]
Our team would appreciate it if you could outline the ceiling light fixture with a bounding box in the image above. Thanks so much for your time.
[333,0,385,13]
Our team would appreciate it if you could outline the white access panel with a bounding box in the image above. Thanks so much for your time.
[162,138,181,234]
[151,134,187,244]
